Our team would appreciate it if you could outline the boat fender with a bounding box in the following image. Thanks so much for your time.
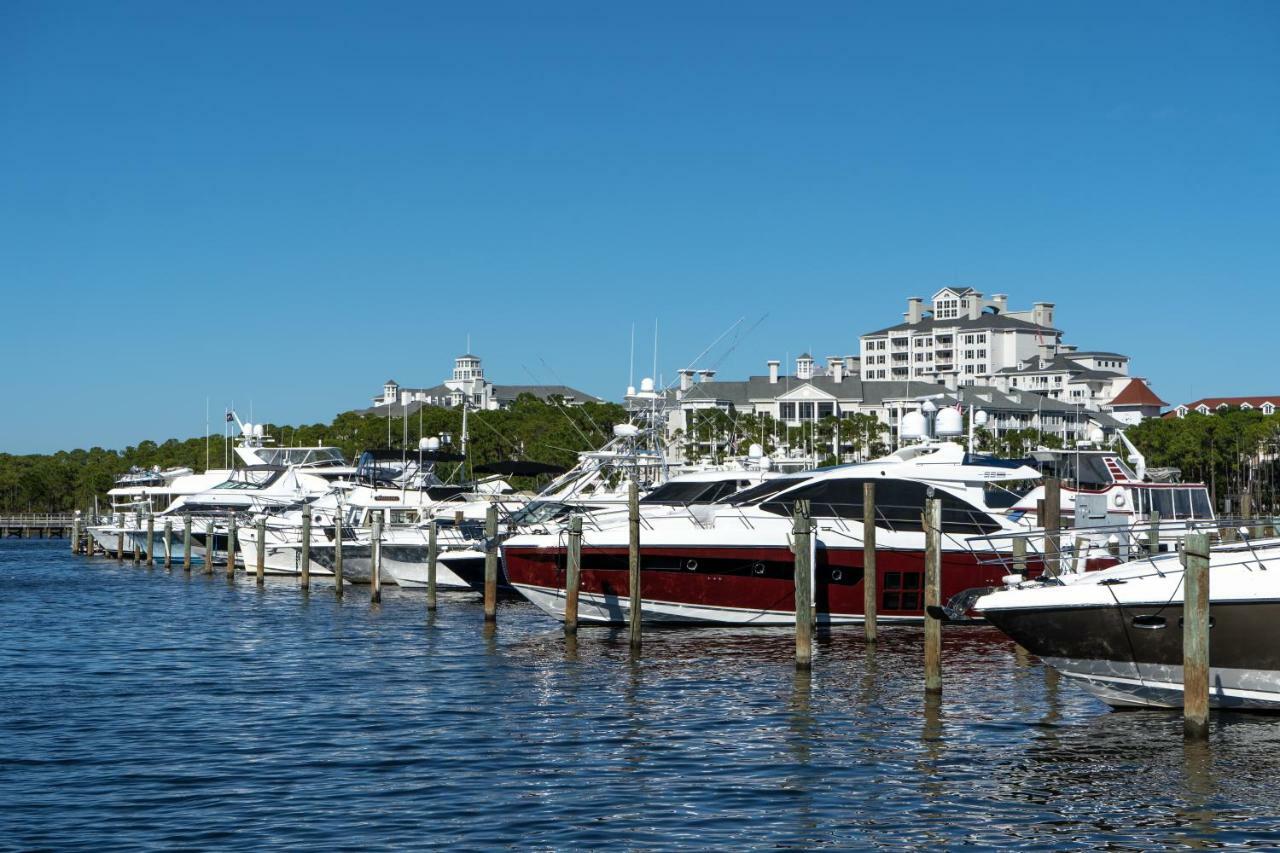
[1002,574,1024,588]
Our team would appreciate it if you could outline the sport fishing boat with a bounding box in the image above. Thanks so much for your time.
[976,536,1280,710]
[502,440,1046,626]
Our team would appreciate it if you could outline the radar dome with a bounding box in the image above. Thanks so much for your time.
[418,437,431,450]
[935,408,963,437]
[900,411,928,441]
[640,377,655,393]
[241,421,253,436]
[253,424,265,439]
[426,437,441,451]
[613,423,640,438]
[747,442,764,459]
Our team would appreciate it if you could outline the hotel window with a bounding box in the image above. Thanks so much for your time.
[779,402,797,420]
[798,402,815,420]
[816,402,835,418]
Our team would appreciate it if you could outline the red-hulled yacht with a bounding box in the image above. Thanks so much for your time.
[502,441,1049,625]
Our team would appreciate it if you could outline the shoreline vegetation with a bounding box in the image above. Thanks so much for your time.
[1,398,1276,515]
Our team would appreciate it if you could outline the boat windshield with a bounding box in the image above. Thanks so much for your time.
[641,478,754,506]
[508,501,573,526]
[1132,486,1214,520]
[257,447,347,467]
[728,476,810,507]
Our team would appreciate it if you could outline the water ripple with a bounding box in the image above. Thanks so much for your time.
[3,540,1280,849]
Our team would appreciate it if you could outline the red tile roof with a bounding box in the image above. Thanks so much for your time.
[1108,379,1167,408]
[1170,396,1280,414]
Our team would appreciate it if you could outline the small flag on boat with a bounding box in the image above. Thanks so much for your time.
[225,411,234,422]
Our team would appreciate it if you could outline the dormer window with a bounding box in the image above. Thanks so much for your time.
[1263,403,1275,415]
[1217,403,1230,411]
[1241,402,1253,411]
[1196,404,1210,415]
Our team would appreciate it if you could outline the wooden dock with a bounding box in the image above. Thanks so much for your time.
[0,514,78,538]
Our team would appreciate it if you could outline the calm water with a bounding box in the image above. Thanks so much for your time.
[3,540,1280,850]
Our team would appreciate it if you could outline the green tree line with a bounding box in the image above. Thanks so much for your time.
[0,395,627,513]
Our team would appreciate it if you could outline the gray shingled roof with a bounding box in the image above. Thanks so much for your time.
[864,312,1061,337]
[997,354,1121,381]
[492,384,603,403]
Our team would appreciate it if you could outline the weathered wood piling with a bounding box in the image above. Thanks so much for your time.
[255,517,266,585]
[145,514,155,567]
[300,512,311,591]
[370,515,382,604]
[628,480,641,650]
[923,497,942,694]
[483,504,498,621]
[163,518,172,569]
[793,499,813,670]
[333,509,343,596]
[182,514,192,572]
[226,514,237,578]
[426,518,438,612]
[1182,532,1211,739]
[863,482,877,643]
[564,514,582,635]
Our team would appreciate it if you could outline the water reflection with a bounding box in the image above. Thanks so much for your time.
[4,542,1280,849]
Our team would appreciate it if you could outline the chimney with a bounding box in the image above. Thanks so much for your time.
[832,360,844,384]
[767,360,780,384]
[678,369,693,392]
[1033,301,1055,328]
[906,297,923,325]
[991,293,1008,314]
[699,369,716,383]
[967,294,981,320]
[844,355,857,372]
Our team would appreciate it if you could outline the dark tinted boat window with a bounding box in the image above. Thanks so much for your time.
[728,477,807,506]
[762,478,999,534]
[1152,489,1174,518]
[1191,489,1212,519]
[641,479,746,505]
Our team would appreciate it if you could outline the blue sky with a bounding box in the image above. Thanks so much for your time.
[2,2,1277,453]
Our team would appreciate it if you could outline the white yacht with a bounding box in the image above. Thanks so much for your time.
[977,537,1280,710]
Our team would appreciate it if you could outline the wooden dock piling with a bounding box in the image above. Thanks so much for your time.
[255,517,266,585]
[182,515,192,572]
[862,482,877,643]
[1182,532,1211,739]
[483,504,498,621]
[163,519,172,569]
[226,514,237,578]
[793,499,813,670]
[628,481,642,650]
[132,512,141,565]
[370,514,383,604]
[145,514,155,567]
[1043,477,1061,577]
[333,509,343,596]
[71,513,80,555]
[924,497,942,694]
[564,514,583,635]
[426,518,438,612]
[300,511,312,591]
[116,513,124,562]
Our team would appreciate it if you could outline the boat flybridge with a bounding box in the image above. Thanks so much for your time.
[229,413,357,481]
[269,445,515,584]
[502,437,1048,626]
[1010,430,1215,551]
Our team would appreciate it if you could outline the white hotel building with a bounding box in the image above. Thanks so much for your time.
[667,286,1165,450]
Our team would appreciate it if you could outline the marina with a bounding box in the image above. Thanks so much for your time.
[6,4,1277,847]
[6,538,1280,849]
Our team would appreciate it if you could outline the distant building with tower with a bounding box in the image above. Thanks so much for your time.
[366,354,602,412]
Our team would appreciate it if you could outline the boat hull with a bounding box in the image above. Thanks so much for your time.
[502,542,1030,626]
[984,601,1280,710]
